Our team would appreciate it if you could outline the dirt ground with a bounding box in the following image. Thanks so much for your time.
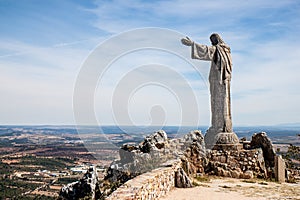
[160,177,300,200]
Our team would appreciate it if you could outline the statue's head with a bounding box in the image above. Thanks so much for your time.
[210,33,225,46]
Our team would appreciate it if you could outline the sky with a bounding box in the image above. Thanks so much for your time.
[0,0,300,126]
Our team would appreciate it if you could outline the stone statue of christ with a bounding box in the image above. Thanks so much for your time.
[181,33,234,148]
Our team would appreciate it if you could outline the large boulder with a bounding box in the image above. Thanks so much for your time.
[139,130,168,153]
[105,162,133,184]
[175,168,193,188]
[250,132,276,168]
[183,130,205,149]
[105,130,169,184]
[119,144,138,164]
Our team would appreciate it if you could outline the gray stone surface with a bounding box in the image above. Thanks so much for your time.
[139,130,168,153]
[214,132,239,144]
[250,132,276,168]
[181,131,207,174]
[206,148,267,179]
[181,33,236,149]
[213,132,242,151]
[175,168,193,188]
[275,155,286,183]
[105,130,170,184]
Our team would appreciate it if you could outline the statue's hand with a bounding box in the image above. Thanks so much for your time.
[181,36,193,46]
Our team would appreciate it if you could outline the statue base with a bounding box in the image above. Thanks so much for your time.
[212,132,242,151]
[212,143,243,151]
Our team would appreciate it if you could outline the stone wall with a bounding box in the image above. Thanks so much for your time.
[107,160,181,200]
[206,148,267,179]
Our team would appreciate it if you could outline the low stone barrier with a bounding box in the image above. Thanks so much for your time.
[106,160,181,200]
[207,148,267,179]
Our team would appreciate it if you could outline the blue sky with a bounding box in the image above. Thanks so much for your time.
[1,0,300,126]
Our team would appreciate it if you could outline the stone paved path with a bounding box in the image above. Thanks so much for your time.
[160,178,300,200]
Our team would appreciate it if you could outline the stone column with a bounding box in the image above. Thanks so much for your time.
[275,155,286,183]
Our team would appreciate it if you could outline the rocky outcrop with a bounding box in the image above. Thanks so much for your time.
[139,130,168,153]
[106,129,277,199]
[103,130,205,198]
[61,130,278,199]
[105,130,205,186]
[182,130,206,153]
[105,130,170,185]
[175,167,193,188]
[250,132,276,168]
[181,130,206,174]
[59,166,101,200]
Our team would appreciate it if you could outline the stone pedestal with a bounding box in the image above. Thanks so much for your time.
[212,132,242,151]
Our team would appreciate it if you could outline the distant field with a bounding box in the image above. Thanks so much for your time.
[0,125,299,199]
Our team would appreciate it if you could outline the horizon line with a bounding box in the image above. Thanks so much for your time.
[1,123,300,127]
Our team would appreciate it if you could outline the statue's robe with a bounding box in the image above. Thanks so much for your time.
[191,42,233,148]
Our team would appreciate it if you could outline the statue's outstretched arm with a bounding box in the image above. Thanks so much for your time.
[181,36,193,46]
